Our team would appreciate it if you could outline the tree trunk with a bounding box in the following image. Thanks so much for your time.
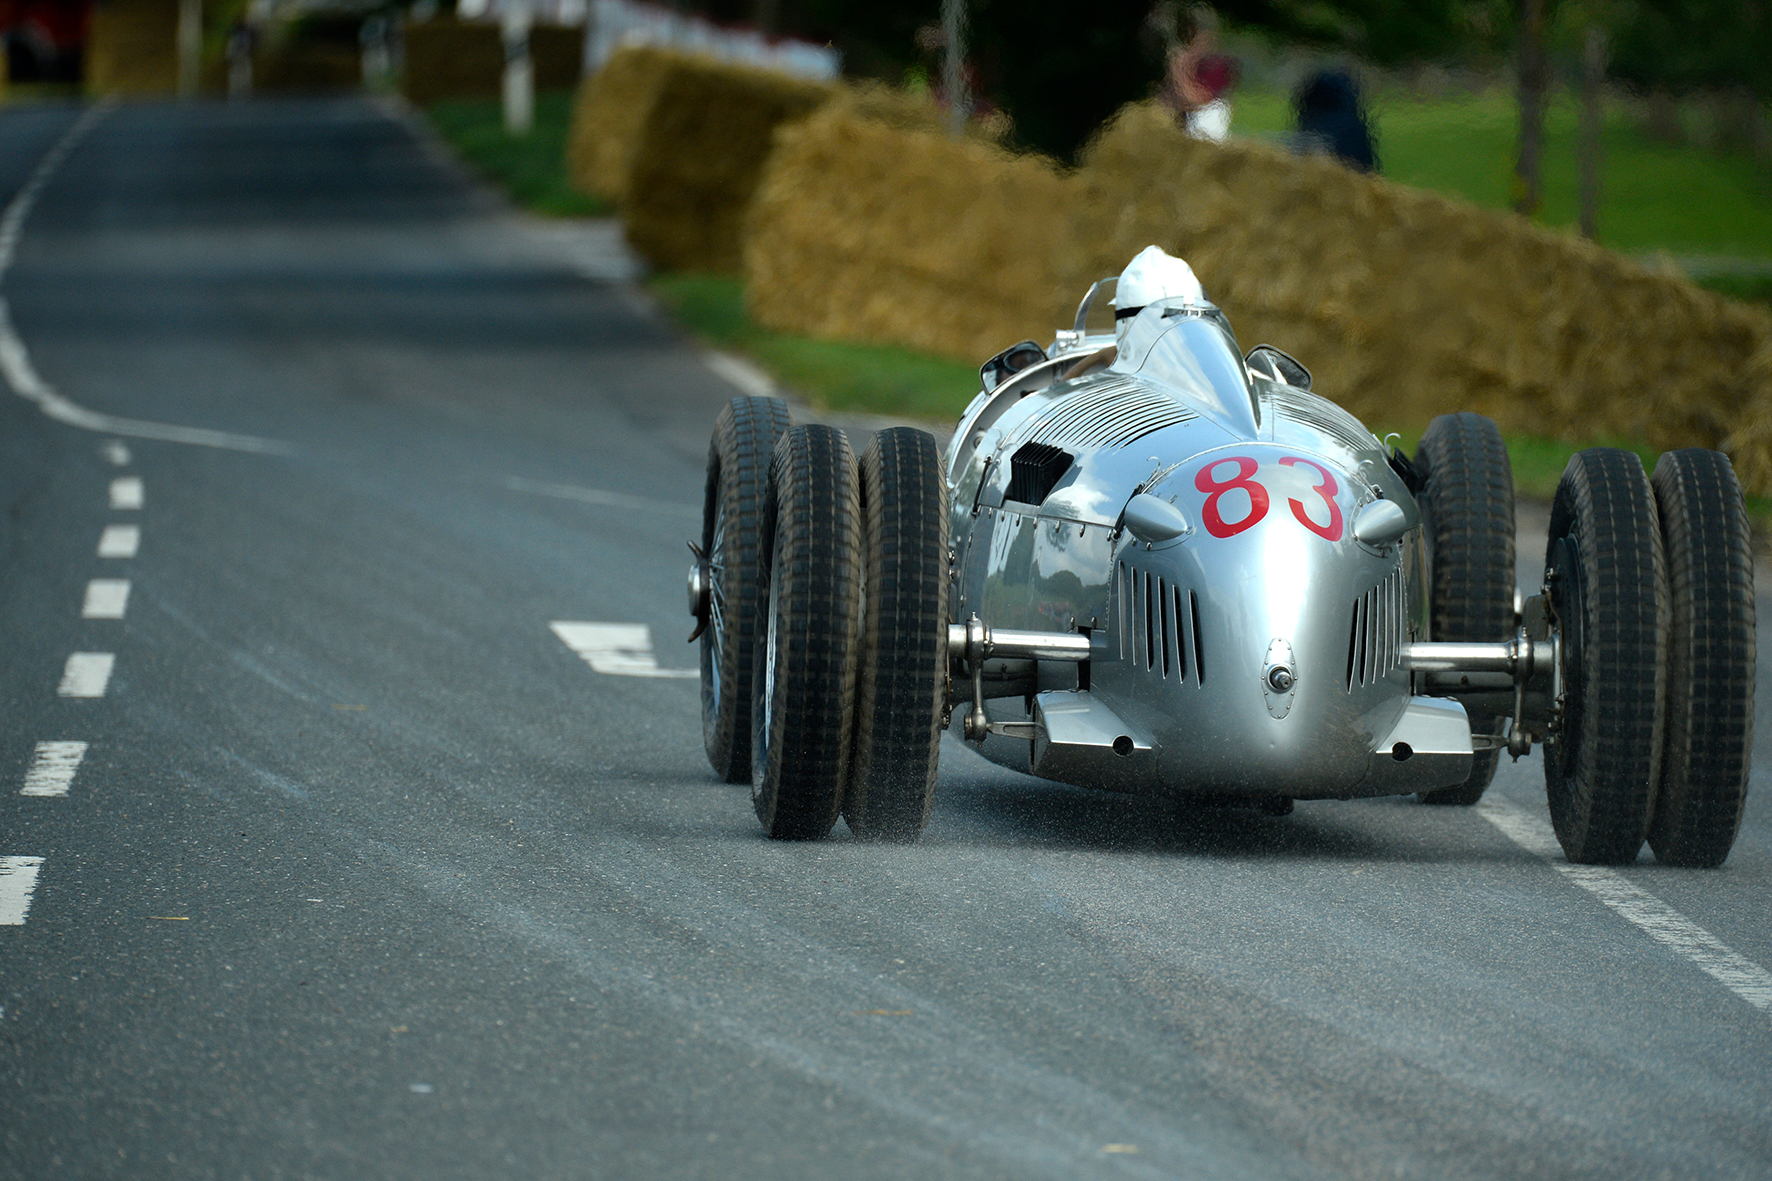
[1515,0,1548,216]
[941,0,970,137]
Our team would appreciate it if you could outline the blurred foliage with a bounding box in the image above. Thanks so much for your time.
[426,91,612,217]
[1606,0,1772,99]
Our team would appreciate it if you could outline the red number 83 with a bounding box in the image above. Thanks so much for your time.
[1193,455,1345,542]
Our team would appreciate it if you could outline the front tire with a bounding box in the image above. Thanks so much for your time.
[1648,449,1755,868]
[1543,448,1667,865]
[699,395,792,782]
[751,425,864,840]
[1414,412,1515,805]
[846,428,949,842]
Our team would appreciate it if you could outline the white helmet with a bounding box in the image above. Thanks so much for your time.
[1112,245,1205,342]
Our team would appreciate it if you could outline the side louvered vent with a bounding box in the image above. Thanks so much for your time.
[1267,387,1379,454]
[1005,441,1073,505]
[1034,377,1196,449]
[1117,560,1205,684]
[1345,566,1408,689]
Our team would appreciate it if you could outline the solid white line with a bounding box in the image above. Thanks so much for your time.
[551,621,697,679]
[503,475,699,520]
[0,857,44,924]
[58,652,115,698]
[0,106,292,456]
[704,351,777,400]
[22,741,87,797]
[109,476,142,510]
[82,578,130,619]
[1478,797,1772,1013]
[97,524,139,558]
[101,440,130,466]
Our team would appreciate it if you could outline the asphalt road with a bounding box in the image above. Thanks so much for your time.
[1,98,1768,1181]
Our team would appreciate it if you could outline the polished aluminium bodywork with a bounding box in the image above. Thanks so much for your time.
[943,286,1534,804]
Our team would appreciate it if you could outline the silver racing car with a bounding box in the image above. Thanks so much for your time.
[688,246,1755,866]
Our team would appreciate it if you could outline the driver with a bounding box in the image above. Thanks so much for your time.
[1064,245,1208,379]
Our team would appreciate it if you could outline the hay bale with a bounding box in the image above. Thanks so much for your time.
[87,0,179,95]
[745,102,1083,361]
[564,45,678,204]
[1075,100,1772,477]
[621,53,835,272]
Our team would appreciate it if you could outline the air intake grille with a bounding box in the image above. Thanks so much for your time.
[1267,387,1379,454]
[1345,566,1408,689]
[1033,377,1196,449]
[1116,560,1204,684]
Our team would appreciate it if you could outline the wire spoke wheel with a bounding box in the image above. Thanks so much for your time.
[1413,412,1516,806]
[698,395,791,782]
[1647,449,1755,868]
[751,425,864,840]
[1543,448,1667,865]
[846,428,949,842]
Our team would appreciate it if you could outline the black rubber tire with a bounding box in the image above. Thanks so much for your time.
[1648,449,1755,868]
[1413,412,1515,805]
[1543,448,1667,865]
[751,425,864,840]
[699,395,792,783]
[846,428,950,842]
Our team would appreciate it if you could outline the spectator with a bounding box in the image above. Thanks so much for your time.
[1156,5,1239,142]
[1292,69,1379,172]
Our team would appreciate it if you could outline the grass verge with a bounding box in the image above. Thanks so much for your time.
[647,272,979,421]
[425,90,611,217]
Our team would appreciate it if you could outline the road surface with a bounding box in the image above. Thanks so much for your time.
[1,98,1767,1180]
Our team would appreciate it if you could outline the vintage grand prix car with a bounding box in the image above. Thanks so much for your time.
[688,246,1755,867]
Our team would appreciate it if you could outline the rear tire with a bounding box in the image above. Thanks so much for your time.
[751,425,864,840]
[1648,449,1755,868]
[846,429,949,842]
[1413,412,1515,806]
[699,396,792,782]
[1543,448,1667,865]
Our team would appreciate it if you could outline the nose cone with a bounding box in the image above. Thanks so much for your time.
[1098,508,1409,797]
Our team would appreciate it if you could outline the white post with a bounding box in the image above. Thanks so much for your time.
[177,0,203,99]
[940,0,969,137]
[502,3,534,135]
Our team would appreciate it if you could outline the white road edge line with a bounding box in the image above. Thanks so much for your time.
[97,524,139,558]
[503,475,699,520]
[1478,797,1772,1013]
[0,857,44,924]
[108,476,142,510]
[82,578,130,619]
[57,652,115,698]
[704,351,776,400]
[551,621,697,679]
[22,742,87,797]
[0,105,292,456]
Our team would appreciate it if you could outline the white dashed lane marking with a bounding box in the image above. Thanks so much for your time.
[97,524,139,558]
[21,742,87,797]
[109,477,142,510]
[101,440,130,466]
[1479,797,1772,1013]
[57,652,115,698]
[81,578,130,620]
[0,857,44,925]
[552,622,697,679]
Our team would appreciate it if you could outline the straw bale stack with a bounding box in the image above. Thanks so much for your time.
[1075,101,1772,469]
[746,103,1084,361]
[402,19,582,106]
[614,54,834,271]
[745,95,1772,488]
[565,45,679,204]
